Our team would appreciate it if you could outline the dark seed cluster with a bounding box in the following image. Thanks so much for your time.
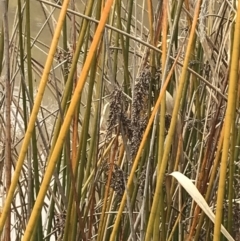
[120,112,133,140]
[138,156,155,197]
[105,89,131,197]
[107,88,133,140]
[130,67,151,159]
[102,162,126,197]
[165,113,172,134]
[104,66,158,197]
[56,48,73,76]
[52,210,67,239]
[107,89,123,131]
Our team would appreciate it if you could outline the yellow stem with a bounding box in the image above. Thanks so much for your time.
[213,3,240,240]
[21,0,114,240]
[145,0,202,239]
[0,0,71,235]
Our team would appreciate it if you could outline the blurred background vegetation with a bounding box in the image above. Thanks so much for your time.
[0,0,239,240]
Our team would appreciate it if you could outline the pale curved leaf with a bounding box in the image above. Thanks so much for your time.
[170,171,234,241]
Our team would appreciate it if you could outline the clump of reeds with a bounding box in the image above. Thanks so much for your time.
[0,1,239,241]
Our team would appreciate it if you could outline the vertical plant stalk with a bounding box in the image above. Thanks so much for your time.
[0,27,4,75]
[25,2,44,239]
[21,1,114,240]
[97,137,119,241]
[2,0,11,240]
[69,4,101,240]
[154,1,168,239]
[0,0,71,235]
[64,1,82,239]
[85,55,103,240]
[147,0,154,69]
[145,0,201,239]
[194,124,224,240]
[147,0,154,40]
[228,84,240,234]
[25,0,33,219]
[125,0,134,73]
[115,0,130,95]
[70,0,77,184]
[142,115,159,241]
[213,3,240,240]
[188,88,226,239]
[57,2,95,239]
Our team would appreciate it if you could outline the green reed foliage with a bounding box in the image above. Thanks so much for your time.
[0,1,239,241]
